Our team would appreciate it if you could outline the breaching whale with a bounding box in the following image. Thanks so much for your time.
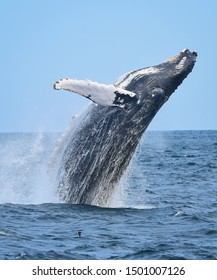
[53,49,197,206]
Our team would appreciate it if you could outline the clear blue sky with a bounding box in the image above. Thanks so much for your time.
[1,0,217,132]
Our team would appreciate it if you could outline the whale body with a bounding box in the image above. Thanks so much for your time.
[53,49,197,206]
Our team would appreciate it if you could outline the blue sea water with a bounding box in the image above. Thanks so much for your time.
[0,131,217,260]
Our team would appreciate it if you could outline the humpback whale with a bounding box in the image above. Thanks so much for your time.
[53,49,197,206]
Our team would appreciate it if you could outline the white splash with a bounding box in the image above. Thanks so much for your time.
[48,103,94,181]
[0,132,58,204]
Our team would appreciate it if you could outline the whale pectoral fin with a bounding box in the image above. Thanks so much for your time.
[54,78,138,108]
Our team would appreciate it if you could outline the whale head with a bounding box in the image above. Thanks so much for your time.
[117,49,197,105]
[112,49,197,134]
[159,48,197,98]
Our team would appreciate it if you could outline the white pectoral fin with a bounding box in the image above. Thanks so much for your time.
[54,78,138,108]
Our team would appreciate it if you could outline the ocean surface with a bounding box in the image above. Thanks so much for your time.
[0,131,217,260]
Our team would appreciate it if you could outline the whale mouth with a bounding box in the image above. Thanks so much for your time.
[181,48,197,55]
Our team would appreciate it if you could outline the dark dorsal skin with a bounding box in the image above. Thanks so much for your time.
[57,49,197,206]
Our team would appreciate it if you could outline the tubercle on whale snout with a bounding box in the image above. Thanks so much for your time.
[181,48,197,57]
[192,51,198,57]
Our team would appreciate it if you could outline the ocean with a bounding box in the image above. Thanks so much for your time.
[0,131,217,260]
